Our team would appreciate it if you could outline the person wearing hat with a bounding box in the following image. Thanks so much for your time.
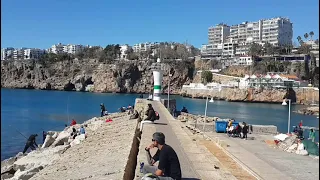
[23,134,38,154]
[100,103,106,117]
[142,132,181,180]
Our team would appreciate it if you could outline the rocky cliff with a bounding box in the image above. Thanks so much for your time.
[180,87,319,105]
[1,59,194,94]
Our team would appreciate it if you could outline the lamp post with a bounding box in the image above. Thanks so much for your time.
[167,74,172,111]
[203,96,213,131]
[282,99,291,134]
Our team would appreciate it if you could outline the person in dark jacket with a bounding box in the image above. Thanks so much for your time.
[100,103,106,117]
[23,134,38,154]
[242,122,248,140]
[145,104,156,121]
[42,131,46,143]
[140,104,156,131]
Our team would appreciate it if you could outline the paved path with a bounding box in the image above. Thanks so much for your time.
[151,101,237,180]
[205,132,319,180]
[151,101,200,179]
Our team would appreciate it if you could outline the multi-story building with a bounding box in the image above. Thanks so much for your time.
[208,24,230,45]
[133,42,157,52]
[48,43,84,54]
[49,43,64,54]
[24,48,46,60]
[1,47,15,60]
[13,48,28,60]
[120,44,131,59]
[202,17,293,58]
[63,44,84,54]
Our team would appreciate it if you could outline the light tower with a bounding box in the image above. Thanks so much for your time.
[151,58,163,101]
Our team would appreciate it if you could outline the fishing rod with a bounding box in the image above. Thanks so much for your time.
[9,125,28,140]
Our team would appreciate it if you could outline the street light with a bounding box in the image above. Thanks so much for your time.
[167,74,172,112]
[282,98,291,134]
[203,96,214,131]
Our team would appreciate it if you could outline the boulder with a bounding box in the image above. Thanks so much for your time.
[70,139,81,147]
[41,135,55,148]
[52,132,58,139]
[87,120,104,131]
[12,166,44,180]
[1,157,17,173]
[51,131,70,147]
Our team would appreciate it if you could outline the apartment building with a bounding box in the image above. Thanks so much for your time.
[24,49,46,60]
[133,42,157,52]
[208,24,230,44]
[1,47,15,60]
[48,43,84,54]
[120,44,131,59]
[202,17,293,58]
[13,48,28,60]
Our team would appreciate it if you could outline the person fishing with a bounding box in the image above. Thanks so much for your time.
[42,131,47,143]
[100,103,106,117]
[23,134,38,154]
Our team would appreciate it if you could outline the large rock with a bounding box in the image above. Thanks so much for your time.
[51,131,70,147]
[41,135,55,148]
[11,166,44,180]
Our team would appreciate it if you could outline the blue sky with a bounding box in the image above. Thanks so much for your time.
[1,0,319,49]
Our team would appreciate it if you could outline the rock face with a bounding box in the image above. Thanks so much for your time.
[1,59,194,94]
[295,106,319,115]
[181,87,319,105]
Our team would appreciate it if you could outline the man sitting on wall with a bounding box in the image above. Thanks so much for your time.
[142,132,182,180]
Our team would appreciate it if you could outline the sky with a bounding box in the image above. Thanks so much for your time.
[1,0,319,49]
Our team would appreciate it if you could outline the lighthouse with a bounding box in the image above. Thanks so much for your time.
[152,58,163,101]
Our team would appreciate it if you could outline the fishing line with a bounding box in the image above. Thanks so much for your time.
[8,125,28,140]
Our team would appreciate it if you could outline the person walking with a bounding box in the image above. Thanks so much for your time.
[23,134,38,154]
[142,132,182,180]
[242,122,248,140]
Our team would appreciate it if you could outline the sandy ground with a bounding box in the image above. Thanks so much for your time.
[30,115,137,180]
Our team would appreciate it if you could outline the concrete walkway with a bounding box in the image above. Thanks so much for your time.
[151,101,237,180]
[205,132,319,180]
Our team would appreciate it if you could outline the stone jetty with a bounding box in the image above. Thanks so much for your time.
[1,112,139,180]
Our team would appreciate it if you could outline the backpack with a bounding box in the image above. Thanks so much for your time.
[155,111,160,120]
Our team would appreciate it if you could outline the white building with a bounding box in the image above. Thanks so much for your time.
[235,56,253,65]
[133,42,156,52]
[49,43,64,54]
[24,49,46,60]
[120,44,131,59]
[208,24,230,44]
[305,40,319,50]
[13,48,28,60]
[1,47,15,60]
[202,17,293,58]
[49,43,84,54]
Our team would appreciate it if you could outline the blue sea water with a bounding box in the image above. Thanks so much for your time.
[1,89,319,160]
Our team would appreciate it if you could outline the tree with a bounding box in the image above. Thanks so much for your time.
[304,33,309,41]
[248,43,263,63]
[263,42,276,56]
[309,31,314,40]
[297,36,303,45]
[201,70,213,84]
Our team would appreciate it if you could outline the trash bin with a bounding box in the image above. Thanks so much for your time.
[215,121,228,133]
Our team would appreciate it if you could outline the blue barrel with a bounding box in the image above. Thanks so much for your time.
[215,121,228,133]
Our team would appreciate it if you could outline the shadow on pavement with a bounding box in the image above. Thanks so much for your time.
[153,123,168,125]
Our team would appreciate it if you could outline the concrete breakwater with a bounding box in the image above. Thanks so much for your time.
[1,111,143,180]
[177,112,278,134]
[180,87,319,105]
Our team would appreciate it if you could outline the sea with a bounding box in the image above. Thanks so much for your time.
[1,88,319,160]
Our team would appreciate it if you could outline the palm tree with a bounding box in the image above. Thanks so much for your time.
[309,31,314,40]
[297,36,303,45]
[304,33,309,41]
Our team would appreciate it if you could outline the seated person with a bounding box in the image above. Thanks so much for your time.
[181,106,188,113]
[142,132,182,180]
[130,110,139,119]
[293,126,299,134]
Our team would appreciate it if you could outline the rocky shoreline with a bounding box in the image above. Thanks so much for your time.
[294,106,319,116]
[1,112,138,180]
